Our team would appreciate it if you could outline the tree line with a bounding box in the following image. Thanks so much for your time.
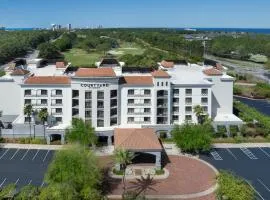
[0,30,61,64]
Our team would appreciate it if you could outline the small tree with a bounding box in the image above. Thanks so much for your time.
[38,108,48,141]
[172,123,213,153]
[114,148,135,196]
[193,105,204,124]
[15,185,40,200]
[66,118,97,149]
[217,171,255,200]
[24,104,33,139]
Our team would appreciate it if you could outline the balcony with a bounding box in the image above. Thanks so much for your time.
[51,103,63,106]
[52,112,63,116]
[128,94,151,97]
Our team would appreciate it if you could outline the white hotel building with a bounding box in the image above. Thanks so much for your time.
[0,59,243,145]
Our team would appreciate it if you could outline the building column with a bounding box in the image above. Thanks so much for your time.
[107,136,112,146]
[46,135,50,145]
[61,133,65,145]
[225,124,230,137]
[155,152,161,170]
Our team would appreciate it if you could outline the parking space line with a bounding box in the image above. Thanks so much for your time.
[32,150,40,161]
[258,179,270,192]
[28,180,32,185]
[226,148,238,160]
[246,181,265,200]
[0,149,9,160]
[240,148,258,160]
[210,150,223,160]
[10,149,20,160]
[43,150,50,162]
[40,182,45,187]
[259,148,270,158]
[0,178,6,188]
[15,178,20,185]
[21,149,30,161]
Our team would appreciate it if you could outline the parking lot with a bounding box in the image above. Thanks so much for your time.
[200,147,270,200]
[0,148,54,189]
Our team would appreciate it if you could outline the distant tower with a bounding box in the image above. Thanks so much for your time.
[67,24,72,31]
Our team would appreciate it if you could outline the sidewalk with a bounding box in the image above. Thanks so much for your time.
[0,143,63,150]
[213,143,270,148]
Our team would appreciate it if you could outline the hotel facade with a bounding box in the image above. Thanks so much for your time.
[0,60,243,145]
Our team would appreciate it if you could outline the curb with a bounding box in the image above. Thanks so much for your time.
[0,143,63,150]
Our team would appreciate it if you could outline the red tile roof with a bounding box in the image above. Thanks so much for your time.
[151,70,170,78]
[75,68,116,77]
[215,63,224,71]
[122,76,153,86]
[203,68,223,76]
[56,62,66,68]
[24,76,70,85]
[10,69,30,76]
[115,128,162,151]
[161,60,174,68]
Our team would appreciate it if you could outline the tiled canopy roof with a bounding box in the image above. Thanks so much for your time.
[24,76,71,85]
[10,69,30,76]
[161,60,174,68]
[215,63,224,71]
[151,70,170,78]
[75,68,116,77]
[114,128,162,151]
[203,68,223,76]
[122,76,153,86]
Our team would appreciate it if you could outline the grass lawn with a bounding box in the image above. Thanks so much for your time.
[64,48,104,67]
[109,41,145,56]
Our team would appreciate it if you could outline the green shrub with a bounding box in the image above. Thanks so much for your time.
[217,171,255,200]
[155,169,165,175]
[230,125,239,137]
[30,138,46,144]
[159,131,167,139]
[0,183,16,199]
[217,125,227,137]
[0,137,4,143]
[234,135,244,143]
[233,85,243,95]
[113,168,124,176]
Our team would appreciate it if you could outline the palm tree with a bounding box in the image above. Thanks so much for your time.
[114,148,135,196]
[24,104,33,139]
[129,174,157,197]
[38,108,48,141]
[193,105,204,124]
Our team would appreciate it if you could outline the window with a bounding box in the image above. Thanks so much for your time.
[85,91,92,99]
[173,107,179,112]
[55,90,62,96]
[110,99,117,107]
[128,99,134,104]
[173,98,179,103]
[201,89,208,96]
[85,110,91,118]
[144,117,150,122]
[72,99,79,107]
[128,108,134,114]
[110,108,117,116]
[24,117,31,123]
[144,89,151,95]
[157,82,159,86]
[56,117,62,123]
[85,101,92,108]
[173,89,179,95]
[110,118,117,126]
[166,82,168,86]
[144,99,151,104]
[185,89,192,95]
[41,90,47,96]
[110,90,117,98]
[97,91,104,99]
[56,108,62,114]
[185,115,192,121]
[185,106,192,112]
[97,120,104,127]
[41,99,47,105]
[201,97,208,104]
[97,101,104,108]
[97,110,104,118]
[56,99,62,105]
[185,97,192,104]
[128,117,134,123]
[24,90,31,96]
[128,89,134,95]
[173,115,179,121]
[24,99,31,105]
[72,90,79,98]
[161,82,164,86]
[144,108,151,113]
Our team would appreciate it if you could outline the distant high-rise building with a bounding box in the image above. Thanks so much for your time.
[67,24,72,31]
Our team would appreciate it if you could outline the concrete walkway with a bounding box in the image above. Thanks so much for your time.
[213,143,270,148]
[0,143,63,150]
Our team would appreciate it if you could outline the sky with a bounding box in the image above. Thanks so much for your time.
[0,0,270,28]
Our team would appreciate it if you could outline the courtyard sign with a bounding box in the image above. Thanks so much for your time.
[81,83,109,88]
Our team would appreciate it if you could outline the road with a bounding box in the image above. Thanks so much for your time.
[200,147,270,200]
